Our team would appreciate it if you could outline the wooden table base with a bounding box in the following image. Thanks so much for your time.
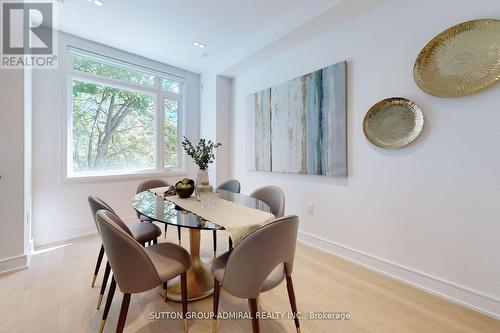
[160,228,214,302]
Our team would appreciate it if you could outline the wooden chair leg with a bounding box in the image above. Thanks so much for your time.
[164,223,168,239]
[97,261,111,310]
[99,275,116,333]
[116,293,131,333]
[163,281,168,302]
[248,298,259,333]
[212,279,221,333]
[213,230,217,258]
[286,275,300,333]
[92,244,105,287]
[181,273,188,333]
[153,238,158,245]
[177,226,182,246]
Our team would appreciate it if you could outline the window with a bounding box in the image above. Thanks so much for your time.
[66,48,183,178]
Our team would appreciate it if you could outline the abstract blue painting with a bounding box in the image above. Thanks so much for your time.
[246,61,347,177]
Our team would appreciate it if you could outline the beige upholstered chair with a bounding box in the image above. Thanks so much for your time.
[136,179,182,244]
[211,215,300,333]
[88,196,161,310]
[96,210,191,333]
[217,179,241,193]
[249,186,285,218]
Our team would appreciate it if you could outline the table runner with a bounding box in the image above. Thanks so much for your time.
[148,187,276,244]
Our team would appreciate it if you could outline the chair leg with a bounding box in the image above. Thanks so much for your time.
[248,298,259,333]
[153,238,158,245]
[177,226,182,246]
[212,279,221,333]
[228,237,233,250]
[181,272,188,333]
[163,281,168,302]
[97,261,111,310]
[99,275,116,333]
[286,275,300,333]
[213,230,217,258]
[92,244,105,287]
[164,223,168,239]
[116,293,131,333]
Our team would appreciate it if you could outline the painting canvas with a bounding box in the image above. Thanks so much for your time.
[246,61,347,177]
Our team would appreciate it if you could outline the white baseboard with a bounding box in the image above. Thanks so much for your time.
[34,224,97,247]
[26,238,33,266]
[0,254,29,275]
[0,238,34,275]
[298,231,500,320]
[33,216,140,248]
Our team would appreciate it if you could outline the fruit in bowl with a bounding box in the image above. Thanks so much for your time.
[175,178,195,198]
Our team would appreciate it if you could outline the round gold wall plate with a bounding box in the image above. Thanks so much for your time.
[363,98,424,149]
[414,19,500,98]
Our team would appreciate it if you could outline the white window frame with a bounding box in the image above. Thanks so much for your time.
[62,45,186,182]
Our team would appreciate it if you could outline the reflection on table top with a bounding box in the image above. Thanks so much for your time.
[132,189,271,230]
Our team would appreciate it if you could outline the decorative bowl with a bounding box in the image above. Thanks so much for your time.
[175,179,195,198]
[413,19,500,97]
[363,97,424,149]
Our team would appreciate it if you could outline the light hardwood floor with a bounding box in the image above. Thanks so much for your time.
[0,228,498,333]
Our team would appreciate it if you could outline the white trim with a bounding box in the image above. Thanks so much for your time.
[60,36,185,182]
[34,224,97,247]
[25,238,33,267]
[298,230,500,320]
[61,169,186,184]
[0,255,29,275]
[67,46,186,83]
[34,217,138,248]
[68,68,184,102]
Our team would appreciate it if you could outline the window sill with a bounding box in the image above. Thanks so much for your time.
[62,169,187,184]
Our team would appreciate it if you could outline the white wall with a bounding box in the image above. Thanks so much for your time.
[230,0,500,318]
[200,73,217,184]
[215,76,232,185]
[0,69,30,273]
[24,68,33,259]
[32,33,201,246]
[200,74,232,185]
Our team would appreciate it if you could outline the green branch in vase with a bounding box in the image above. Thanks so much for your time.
[182,137,222,170]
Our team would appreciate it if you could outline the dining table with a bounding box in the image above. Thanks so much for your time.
[132,188,272,302]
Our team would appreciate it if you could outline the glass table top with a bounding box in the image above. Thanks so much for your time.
[132,189,271,230]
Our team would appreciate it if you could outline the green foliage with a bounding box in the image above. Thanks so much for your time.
[71,56,179,172]
[73,56,155,87]
[164,100,178,168]
[72,80,155,171]
[182,137,222,170]
[162,79,180,93]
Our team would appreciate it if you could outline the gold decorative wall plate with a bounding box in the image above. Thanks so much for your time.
[363,98,424,149]
[414,19,500,98]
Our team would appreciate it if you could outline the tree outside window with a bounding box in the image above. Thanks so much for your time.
[68,53,182,177]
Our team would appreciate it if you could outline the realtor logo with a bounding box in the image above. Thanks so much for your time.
[1,1,58,68]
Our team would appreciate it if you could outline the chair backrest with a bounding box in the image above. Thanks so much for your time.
[217,179,241,193]
[136,179,170,218]
[96,210,161,293]
[249,186,285,218]
[136,179,170,194]
[88,195,134,235]
[222,215,299,299]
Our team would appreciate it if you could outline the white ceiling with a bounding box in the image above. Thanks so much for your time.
[56,0,382,75]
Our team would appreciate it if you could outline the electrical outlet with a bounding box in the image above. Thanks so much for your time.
[307,203,314,215]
